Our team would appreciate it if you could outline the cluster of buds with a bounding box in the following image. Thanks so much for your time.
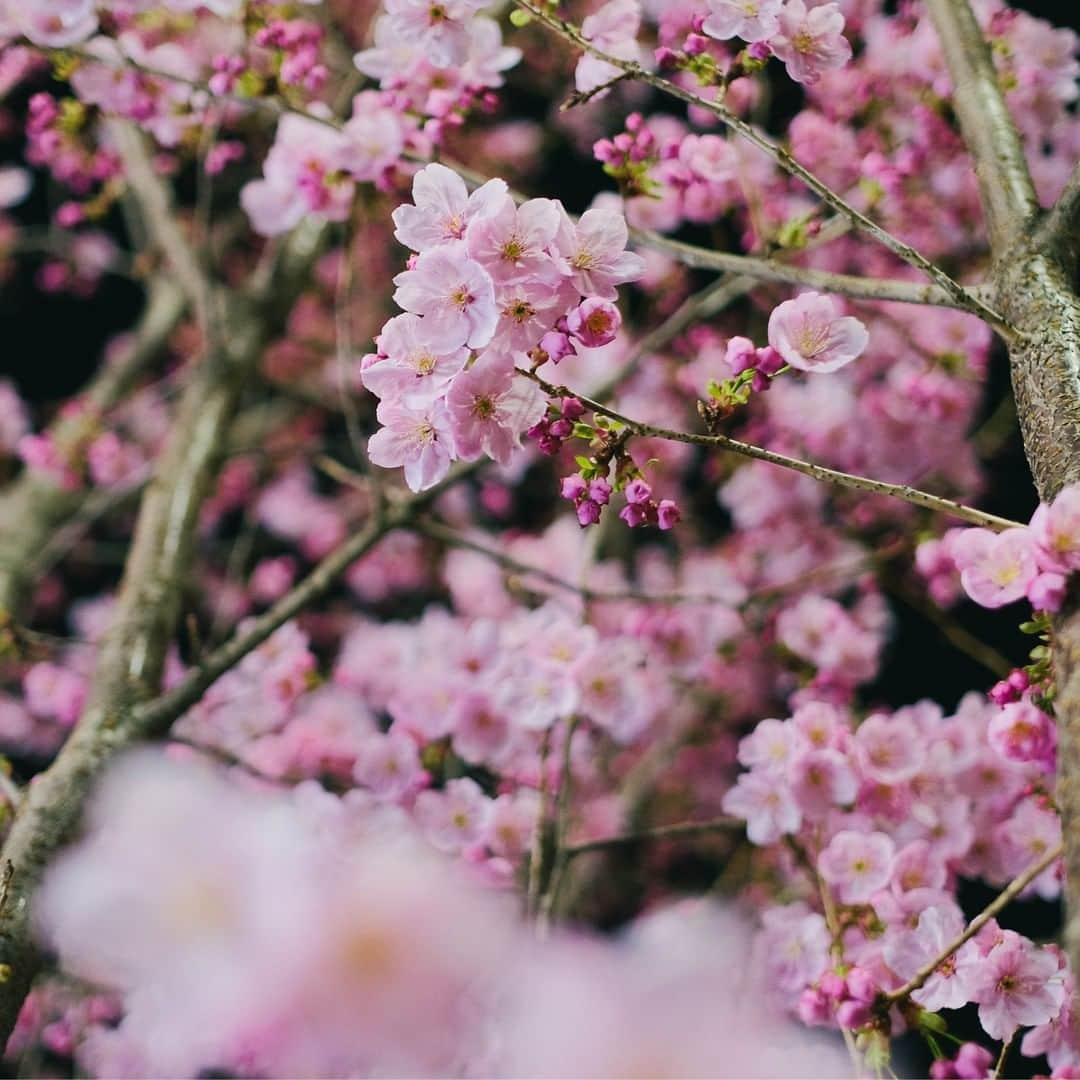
[254,19,329,94]
[619,478,680,530]
[593,113,659,198]
[561,473,612,527]
[797,965,880,1031]
[700,337,787,427]
[989,668,1032,707]
[528,396,586,456]
[654,16,770,89]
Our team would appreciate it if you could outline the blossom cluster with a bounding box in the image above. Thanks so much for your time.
[918,483,1080,615]
[725,694,1071,1067]
[360,162,645,491]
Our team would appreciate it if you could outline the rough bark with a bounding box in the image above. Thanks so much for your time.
[0,218,326,1041]
[925,0,1080,979]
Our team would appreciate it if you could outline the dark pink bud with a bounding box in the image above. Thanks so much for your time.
[619,502,650,528]
[684,33,709,56]
[954,1044,994,1080]
[657,499,681,530]
[795,988,830,1027]
[724,335,757,375]
[654,46,681,70]
[747,40,771,61]
[560,475,587,502]
[588,478,612,506]
[835,1000,872,1030]
[561,396,586,420]
[844,967,877,1003]
[818,972,846,1002]
[577,498,602,527]
[549,418,573,439]
[755,345,785,375]
[624,478,652,505]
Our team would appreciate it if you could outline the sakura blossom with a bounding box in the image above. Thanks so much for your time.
[768,0,852,85]
[444,356,547,465]
[767,291,869,374]
[702,0,783,43]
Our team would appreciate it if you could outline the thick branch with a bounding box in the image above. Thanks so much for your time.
[0,279,186,616]
[520,369,1021,531]
[107,122,211,322]
[924,0,1038,252]
[1040,163,1080,270]
[0,221,326,1042]
[628,228,980,312]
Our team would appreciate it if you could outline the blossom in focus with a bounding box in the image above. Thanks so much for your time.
[768,0,852,85]
[767,291,868,373]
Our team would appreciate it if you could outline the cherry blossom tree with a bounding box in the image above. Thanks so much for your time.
[0,0,1078,1074]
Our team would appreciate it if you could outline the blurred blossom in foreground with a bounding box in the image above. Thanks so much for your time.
[34,752,853,1078]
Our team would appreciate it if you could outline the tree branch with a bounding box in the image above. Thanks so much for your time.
[519,368,1022,531]
[564,816,742,857]
[883,841,1063,1005]
[628,227,983,313]
[106,121,212,324]
[131,464,482,737]
[923,0,1039,252]
[1039,162,1080,268]
[0,278,186,617]
[0,220,327,1043]
[512,0,1014,339]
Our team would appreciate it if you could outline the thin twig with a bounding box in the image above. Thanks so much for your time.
[512,0,1014,339]
[564,816,742,857]
[923,0,1038,252]
[884,841,1063,1004]
[518,368,1022,531]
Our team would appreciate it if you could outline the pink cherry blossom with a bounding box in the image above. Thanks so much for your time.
[392,246,498,351]
[702,0,782,43]
[722,769,801,844]
[988,700,1056,770]
[366,399,456,492]
[767,291,869,374]
[817,829,895,904]
[566,297,623,347]
[853,712,925,785]
[383,0,490,68]
[884,904,983,1011]
[973,932,1066,1040]
[353,729,426,800]
[1031,482,1080,572]
[414,777,491,853]
[445,356,547,465]
[392,163,507,253]
[790,748,857,817]
[952,527,1040,608]
[360,313,468,406]
[553,206,646,300]
[8,0,97,48]
[576,0,643,97]
[768,0,852,86]
[465,195,561,283]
